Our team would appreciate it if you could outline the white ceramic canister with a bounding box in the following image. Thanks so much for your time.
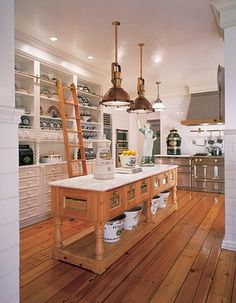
[123,206,142,231]
[159,190,170,208]
[103,213,126,243]
[151,195,160,214]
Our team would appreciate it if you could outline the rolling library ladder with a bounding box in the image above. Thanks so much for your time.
[56,80,87,177]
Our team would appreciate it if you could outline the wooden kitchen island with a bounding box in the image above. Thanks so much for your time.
[50,165,178,274]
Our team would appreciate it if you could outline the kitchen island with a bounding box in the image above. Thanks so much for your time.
[50,164,178,273]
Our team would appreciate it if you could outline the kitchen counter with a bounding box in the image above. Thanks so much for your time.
[50,164,178,192]
[51,165,178,273]
[154,154,224,158]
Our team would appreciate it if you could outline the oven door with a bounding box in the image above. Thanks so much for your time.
[116,129,128,143]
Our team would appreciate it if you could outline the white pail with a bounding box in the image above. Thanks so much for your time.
[159,190,170,208]
[103,214,126,243]
[124,206,142,231]
[151,195,160,214]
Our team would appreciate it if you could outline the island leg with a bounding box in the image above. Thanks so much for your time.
[95,223,104,260]
[54,216,63,248]
[144,200,152,223]
[172,185,177,205]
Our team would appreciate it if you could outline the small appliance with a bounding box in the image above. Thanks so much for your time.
[19,145,33,166]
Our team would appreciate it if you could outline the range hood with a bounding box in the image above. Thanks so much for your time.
[181,66,225,126]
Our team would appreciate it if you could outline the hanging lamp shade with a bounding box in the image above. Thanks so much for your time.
[128,43,154,113]
[100,21,132,108]
[153,81,165,111]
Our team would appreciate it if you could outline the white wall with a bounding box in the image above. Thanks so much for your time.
[222,25,236,251]
[160,94,225,156]
[0,1,20,302]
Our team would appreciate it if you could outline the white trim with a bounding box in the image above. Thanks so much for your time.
[211,0,236,28]
[0,106,23,124]
[224,129,236,135]
[222,239,236,251]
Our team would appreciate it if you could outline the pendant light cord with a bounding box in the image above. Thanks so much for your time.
[156,81,161,97]
[138,43,144,78]
[112,21,120,64]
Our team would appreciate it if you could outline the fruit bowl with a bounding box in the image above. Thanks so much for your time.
[119,154,138,168]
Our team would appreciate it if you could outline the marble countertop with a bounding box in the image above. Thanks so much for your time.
[154,154,192,158]
[50,164,177,192]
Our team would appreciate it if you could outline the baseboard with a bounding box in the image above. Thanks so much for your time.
[221,239,236,252]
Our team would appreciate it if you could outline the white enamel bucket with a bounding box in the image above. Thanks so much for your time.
[151,195,160,214]
[103,213,126,243]
[159,190,170,208]
[123,206,142,231]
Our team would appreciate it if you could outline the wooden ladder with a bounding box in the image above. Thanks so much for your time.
[56,79,87,178]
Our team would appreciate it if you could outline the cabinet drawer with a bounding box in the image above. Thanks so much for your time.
[46,174,68,193]
[172,158,191,166]
[137,178,150,203]
[20,206,41,221]
[19,187,39,200]
[125,182,137,209]
[107,188,125,218]
[46,164,67,176]
[19,177,40,189]
[158,172,170,191]
[20,167,39,179]
[20,196,39,210]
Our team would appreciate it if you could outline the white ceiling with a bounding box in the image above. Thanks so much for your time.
[14,0,224,97]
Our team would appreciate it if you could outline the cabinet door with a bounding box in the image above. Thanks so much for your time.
[178,173,191,188]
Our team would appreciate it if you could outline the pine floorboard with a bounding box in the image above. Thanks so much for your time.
[20,190,236,303]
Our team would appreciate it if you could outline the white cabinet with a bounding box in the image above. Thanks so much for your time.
[19,166,41,225]
[16,52,100,226]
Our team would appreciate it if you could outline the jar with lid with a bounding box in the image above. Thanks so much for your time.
[166,128,181,155]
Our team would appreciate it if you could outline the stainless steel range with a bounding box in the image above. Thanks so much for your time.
[191,156,224,193]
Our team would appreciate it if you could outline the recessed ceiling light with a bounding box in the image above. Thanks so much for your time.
[87,56,94,59]
[50,37,58,42]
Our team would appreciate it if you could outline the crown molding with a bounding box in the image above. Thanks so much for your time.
[211,0,236,28]
[0,106,23,124]
[15,30,109,85]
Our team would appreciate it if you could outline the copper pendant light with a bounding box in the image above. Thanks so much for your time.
[153,81,165,111]
[128,43,154,114]
[100,21,132,108]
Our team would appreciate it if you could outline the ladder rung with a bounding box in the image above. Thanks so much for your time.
[69,144,84,148]
[67,130,82,134]
[71,159,86,163]
[64,101,78,105]
[71,172,87,177]
[66,116,80,120]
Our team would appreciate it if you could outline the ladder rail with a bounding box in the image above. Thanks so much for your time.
[56,80,87,177]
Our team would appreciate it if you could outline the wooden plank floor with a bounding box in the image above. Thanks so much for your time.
[20,190,236,303]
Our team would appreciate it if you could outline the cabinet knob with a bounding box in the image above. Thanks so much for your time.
[215,159,218,163]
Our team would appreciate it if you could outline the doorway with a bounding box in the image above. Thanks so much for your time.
[147,119,161,162]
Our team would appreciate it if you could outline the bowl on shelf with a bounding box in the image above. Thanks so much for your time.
[82,115,91,122]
